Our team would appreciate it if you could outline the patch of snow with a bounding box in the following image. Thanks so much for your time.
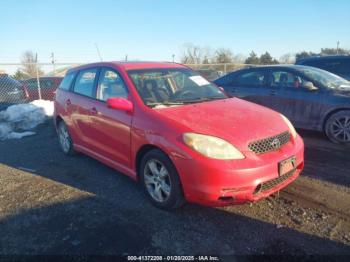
[0,100,54,141]
[31,99,54,117]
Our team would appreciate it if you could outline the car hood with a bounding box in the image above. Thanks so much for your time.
[154,98,290,152]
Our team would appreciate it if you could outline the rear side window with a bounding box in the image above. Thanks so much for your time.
[302,60,324,68]
[73,69,98,97]
[235,71,266,87]
[41,80,54,89]
[307,60,334,71]
[27,80,38,89]
[323,60,350,74]
[59,72,76,91]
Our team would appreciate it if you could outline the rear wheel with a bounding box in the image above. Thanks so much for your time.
[57,121,75,155]
[325,110,350,144]
[140,149,185,209]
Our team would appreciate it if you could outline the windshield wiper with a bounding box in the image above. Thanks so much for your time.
[173,96,227,104]
[146,101,185,108]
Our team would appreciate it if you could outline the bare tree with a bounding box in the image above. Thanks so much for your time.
[232,54,246,64]
[279,53,296,64]
[21,50,44,78]
[12,69,27,80]
[180,43,212,64]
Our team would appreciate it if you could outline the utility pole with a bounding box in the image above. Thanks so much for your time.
[336,41,340,54]
[125,55,128,61]
[172,54,175,63]
[51,52,56,76]
[35,53,42,100]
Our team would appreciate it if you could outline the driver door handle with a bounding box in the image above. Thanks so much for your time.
[90,107,99,115]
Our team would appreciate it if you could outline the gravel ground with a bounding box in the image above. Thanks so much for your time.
[0,121,349,256]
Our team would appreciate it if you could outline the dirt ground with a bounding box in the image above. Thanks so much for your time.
[0,120,349,256]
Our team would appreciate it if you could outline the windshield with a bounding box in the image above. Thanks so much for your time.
[299,67,350,89]
[128,68,227,108]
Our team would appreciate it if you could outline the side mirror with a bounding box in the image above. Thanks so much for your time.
[302,81,318,91]
[107,97,133,112]
[218,86,233,98]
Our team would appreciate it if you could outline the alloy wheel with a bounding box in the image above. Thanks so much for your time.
[58,123,71,153]
[330,116,350,142]
[143,159,172,203]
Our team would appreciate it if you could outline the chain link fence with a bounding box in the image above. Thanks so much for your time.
[0,62,253,111]
[185,63,250,74]
[0,63,79,110]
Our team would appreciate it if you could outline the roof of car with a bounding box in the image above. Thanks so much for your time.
[297,55,350,63]
[68,61,188,72]
[232,64,311,72]
[24,76,63,81]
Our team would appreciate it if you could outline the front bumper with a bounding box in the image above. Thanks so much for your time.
[172,134,304,206]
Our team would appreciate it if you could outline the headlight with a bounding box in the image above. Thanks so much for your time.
[183,133,245,160]
[280,114,297,139]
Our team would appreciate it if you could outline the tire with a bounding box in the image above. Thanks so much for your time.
[57,121,75,155]
[325,110,350,144]
[139,149,185,210]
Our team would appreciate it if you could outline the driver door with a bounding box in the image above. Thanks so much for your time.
[268,69,326,129]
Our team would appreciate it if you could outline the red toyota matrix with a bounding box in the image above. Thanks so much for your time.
[54,62,304,209]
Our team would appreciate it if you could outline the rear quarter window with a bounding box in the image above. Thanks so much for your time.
[73,69,98,97]
[59,72,76,91]
[235,71,266,87]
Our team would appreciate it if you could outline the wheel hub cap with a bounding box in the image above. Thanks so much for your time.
[144,159,171,203]
[331,116,350,142]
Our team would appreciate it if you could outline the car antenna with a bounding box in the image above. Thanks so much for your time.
[94,43,103,62]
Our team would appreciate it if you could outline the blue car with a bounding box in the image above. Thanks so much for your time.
[296,55,350,81]
[214,65,350,144]
[0,74,27,111]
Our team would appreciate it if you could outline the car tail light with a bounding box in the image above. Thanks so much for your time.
[22,83,29,98]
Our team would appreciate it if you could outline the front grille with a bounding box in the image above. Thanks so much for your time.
[248,131,290,154]
[254,168,296,195]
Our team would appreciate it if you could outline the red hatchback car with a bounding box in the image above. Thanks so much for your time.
[22,77,63,101]
[54,62,304,209]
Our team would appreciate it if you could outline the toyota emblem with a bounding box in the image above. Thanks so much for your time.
[271,138,281,149]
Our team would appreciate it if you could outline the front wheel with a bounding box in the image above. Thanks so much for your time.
[140,149,185,209]
[325,111,350,144]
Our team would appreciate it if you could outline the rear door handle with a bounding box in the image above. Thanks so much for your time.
[90,107,99,115]
[66,99,71,106]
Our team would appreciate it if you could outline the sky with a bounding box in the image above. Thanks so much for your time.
[0,0,350,65]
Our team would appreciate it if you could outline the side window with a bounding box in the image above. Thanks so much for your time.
[235,71,266,87]
[271,71,306,89]
[322,60,350,75]
[27,80,37,89]
[341,60,350,72]
[59,72,76,91]
[97,68,128,101]
[41,80,54,89]
[306,60,324,69]
[73,69,98,97]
